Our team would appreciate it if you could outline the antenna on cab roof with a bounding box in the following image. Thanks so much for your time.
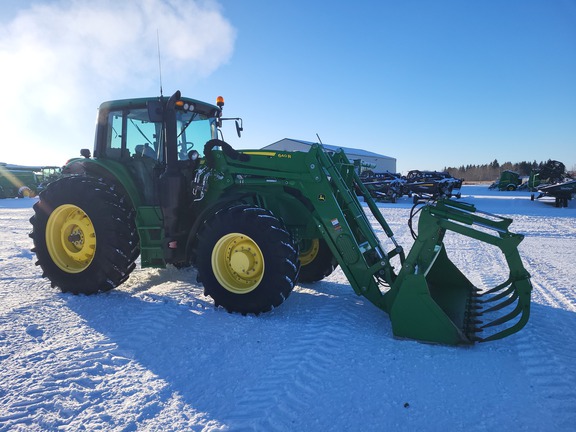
[157,29,163,98]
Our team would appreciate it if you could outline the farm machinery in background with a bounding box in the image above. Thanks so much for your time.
[358,170,406,203]
[489,170,522,191]
[528,160,575,207]
[29,91,532,345]
[358,170,464,204]
[403,170,463,203]
[0,163,61,198]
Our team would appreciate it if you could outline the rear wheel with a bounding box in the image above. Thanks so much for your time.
[297,238,337,282]
[29,176,140,294]
[196,204,299,314]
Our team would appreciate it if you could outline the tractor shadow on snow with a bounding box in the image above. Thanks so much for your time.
[59,270,393,424]
[61,268,576,427]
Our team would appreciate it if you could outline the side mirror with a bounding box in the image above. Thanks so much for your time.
[235,119,243,138]
[80,148,91,158]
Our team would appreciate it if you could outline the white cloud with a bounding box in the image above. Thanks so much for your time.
[0,0,235,165]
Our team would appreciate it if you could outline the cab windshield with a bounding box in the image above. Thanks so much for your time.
[106,107,217,161]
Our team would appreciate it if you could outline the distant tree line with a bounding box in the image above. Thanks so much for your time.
[443,159,572,182]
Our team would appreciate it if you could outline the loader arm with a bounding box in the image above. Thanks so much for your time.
[300,146,403,308]
[201,144,401,305]
[206,142,532,345]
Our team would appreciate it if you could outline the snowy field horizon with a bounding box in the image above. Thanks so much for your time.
[1,185,575,431]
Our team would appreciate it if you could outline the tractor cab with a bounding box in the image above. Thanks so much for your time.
[93,96,222,163]
[80,95,223,206]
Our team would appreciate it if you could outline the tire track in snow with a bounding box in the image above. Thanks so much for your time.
[508,236,576,430]
[0,284,222,431]
[222,280,377,431]
[87,290,186,355]
[0,299,140,430]
[439,229,576,429]
[516,248,576,428]
[521,241,576,313]
[0,278,54,317]
[510,302,576,431]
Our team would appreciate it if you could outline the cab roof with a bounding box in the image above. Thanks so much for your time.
[98,95,221,118]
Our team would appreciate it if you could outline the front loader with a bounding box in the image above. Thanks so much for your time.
[29,91,532,345]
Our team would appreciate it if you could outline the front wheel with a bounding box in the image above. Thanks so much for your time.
[196,204,299,314]
[29,176,140,294]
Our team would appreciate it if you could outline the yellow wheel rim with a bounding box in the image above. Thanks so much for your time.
[299,238,320,266]
[212,233,264,294]
[46,204,96,273]
[19,186,35,198]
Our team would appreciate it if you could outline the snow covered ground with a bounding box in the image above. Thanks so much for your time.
[1,185,575,431]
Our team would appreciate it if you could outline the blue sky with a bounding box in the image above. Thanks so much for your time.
[1,0,575,174]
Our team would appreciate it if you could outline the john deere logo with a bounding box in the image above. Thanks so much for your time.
[318,194,326,201]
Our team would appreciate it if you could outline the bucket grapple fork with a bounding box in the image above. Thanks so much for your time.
[317,149,532,345]
[387,199,532,344]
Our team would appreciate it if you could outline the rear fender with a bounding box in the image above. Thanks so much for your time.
[63,158,143,208]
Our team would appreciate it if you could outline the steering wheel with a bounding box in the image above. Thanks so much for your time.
[179,142,195,159]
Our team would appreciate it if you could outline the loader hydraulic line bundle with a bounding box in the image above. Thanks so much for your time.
[29,91,532,345]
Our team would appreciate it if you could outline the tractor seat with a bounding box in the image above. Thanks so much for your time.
[134,144,157,160]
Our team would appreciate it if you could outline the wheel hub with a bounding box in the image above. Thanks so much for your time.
[46,204,96,273]
[67,230,83,245]
[212,233,264,294]
[229,243,258,276]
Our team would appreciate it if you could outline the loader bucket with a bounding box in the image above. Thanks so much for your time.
[386,199,532,345]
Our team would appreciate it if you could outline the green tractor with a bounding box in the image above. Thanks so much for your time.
[0,164,38,198]
[490,170,522,191]
[29,91,532,345]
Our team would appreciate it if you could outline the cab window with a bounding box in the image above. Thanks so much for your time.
[176,113,216,160]
[107,108,161,160]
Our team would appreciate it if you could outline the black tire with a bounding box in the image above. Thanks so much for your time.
[29,176,140,294]
[196,204,299,314]
[297,238,337,283]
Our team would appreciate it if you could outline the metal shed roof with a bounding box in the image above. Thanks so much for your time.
[266,138,395,160]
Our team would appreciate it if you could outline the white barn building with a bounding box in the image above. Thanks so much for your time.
[262,138,397,173]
